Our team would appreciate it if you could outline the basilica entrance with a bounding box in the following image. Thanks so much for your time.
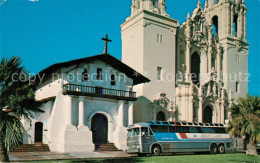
[156,111,166,121]
[91,113,108,146]
[203,106,213,123]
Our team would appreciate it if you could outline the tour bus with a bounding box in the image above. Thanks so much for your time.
[127,121,233,156]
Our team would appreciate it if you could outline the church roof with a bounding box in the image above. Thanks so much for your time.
[36,54,150,85]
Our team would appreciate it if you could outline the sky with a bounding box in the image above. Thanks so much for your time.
[0,0,259,96]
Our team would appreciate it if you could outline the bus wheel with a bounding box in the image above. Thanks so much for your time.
[152,145,161,156]
[210,144,218,154]
[218,144,225,154]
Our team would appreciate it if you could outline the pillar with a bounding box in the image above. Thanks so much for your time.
[128,101,134,126]
[208,47,212,73]
[65,95,72,126]
[78,97,85,127]
[118,100,124,127]
[185,14,191,82]
[221,101,225,124]
[243,9,247,39]
[227,4,231,35]
[217,44,222,82]
[185,42,191,81]
[238,8,243,39]
[198,87,203,123]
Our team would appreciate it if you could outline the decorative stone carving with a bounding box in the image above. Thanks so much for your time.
[235,40,242,51]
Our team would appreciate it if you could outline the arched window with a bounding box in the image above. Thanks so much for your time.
[233,14,238,37]
[212,16,219,38]
[82,69,89,82]
[111,74,116,86]
[191,52,200,85]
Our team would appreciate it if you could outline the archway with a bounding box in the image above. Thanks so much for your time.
[191,52,200,85]
[203,106,213,123]
[34,122,43,143]
[156,111,166,121]
[91,113,108,146]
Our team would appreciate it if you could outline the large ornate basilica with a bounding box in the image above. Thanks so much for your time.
[122,0,248,124]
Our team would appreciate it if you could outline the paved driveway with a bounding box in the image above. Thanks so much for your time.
[9,151,133,162]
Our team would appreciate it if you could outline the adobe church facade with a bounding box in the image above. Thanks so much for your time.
[21,0,248,153]
[122,0,248,124]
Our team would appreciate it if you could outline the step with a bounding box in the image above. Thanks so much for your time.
[10,144,50,152]
[95,143,122,151]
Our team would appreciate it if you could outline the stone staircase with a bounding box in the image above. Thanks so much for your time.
[95,143,122,151]
[9,143,50,152]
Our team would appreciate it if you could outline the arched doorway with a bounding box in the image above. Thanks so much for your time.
[91,113,108,146]
[34,122,43,143]
[203,106,213,123]
[191,52,200,85]
[156,111,166,121]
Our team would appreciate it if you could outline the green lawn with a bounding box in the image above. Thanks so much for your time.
[29,153,260,163]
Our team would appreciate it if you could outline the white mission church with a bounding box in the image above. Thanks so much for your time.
[20,0,249,153]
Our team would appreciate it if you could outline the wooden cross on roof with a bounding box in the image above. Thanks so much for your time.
[102,34,112,54]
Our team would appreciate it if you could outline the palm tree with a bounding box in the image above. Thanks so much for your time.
[227,94,260,156]
[0,56,43,162]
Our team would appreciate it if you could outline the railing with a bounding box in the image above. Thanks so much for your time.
[62,84,137,101]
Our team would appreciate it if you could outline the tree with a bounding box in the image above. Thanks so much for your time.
[227,94,260,156]
[0,56,43,162]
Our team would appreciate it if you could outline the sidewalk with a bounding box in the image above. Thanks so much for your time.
[9,151,133,162]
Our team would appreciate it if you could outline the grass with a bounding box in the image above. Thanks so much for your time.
[27,153,260,163]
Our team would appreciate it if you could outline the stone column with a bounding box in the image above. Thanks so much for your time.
[128,101,134,126]
[240,9,244,39]
[65,95,72,126]
[243,9,247,39]
[185,13,191,82]
[78,97,85,127]
[238,9,243,39]
[198,87,203,123]
[217,44,222,82]
[118,100,124,127]
[185,42,191,81]
[189,86,194,122]
[208,26,213,73]
[65,95,76,131]
[208,47,212,73]
[227,4,231,35]
[221,101,225,124]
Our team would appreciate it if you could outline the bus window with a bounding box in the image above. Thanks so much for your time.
[127,129,133,138]
[133,128,140,136]
[141,127,149,136]
[201,127,215,133]
[215,127,226,133]
[150,125,169,133]
[175,126,182,133]
[169,126,175,133]
[189,127,198,133]
[182,127,190,133]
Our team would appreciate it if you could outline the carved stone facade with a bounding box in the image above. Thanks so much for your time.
[122,0,249,124]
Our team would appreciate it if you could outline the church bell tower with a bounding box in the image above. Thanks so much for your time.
[204,0,249,100]
[121,0,178,122]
